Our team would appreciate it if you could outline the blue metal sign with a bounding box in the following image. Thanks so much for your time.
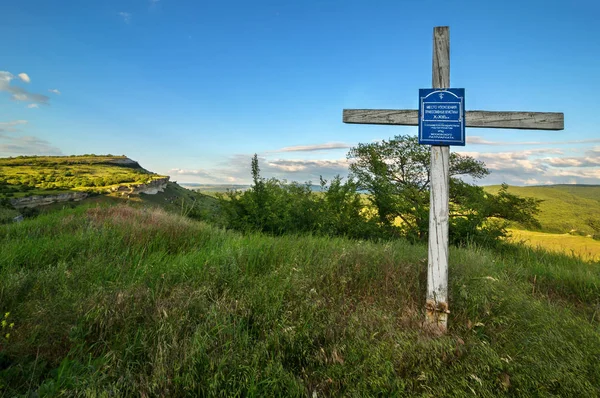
[418,88,465,146]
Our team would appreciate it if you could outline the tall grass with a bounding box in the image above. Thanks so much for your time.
[0,204,599,396]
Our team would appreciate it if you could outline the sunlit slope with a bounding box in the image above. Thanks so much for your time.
[484,185,600,235]
[0,205,599,396]
[0,155,167,197]
[0,155,221,223]
[508,228,600,262]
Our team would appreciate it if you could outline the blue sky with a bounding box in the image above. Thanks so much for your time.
[1,0,599,185]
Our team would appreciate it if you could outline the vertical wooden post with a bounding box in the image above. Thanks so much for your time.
[343,24,563,334]
[425,26,450,333]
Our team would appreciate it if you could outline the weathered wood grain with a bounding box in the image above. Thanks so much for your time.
[427,145,450,333]
[465,111,564,130]
[343,109,418,125]
[426,26,450,333]
[343,109,564,130]
[432,26,449,89]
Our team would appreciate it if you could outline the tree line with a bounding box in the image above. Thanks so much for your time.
[219,135,541,247]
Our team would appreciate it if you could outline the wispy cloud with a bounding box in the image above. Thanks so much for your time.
[0,118,61,156]
[266,158,349,173]
[48,89,61,95]
[0,120,28,132]
[169,144,600,186]
[467,136,600,146]
[168,168,219,181]
[271,142,351,153]
[0,71,50,104]
[118,12,132,23]
[27,104,39,109]
[458,148,600,185]
[0,136,62,156]
[542,147,600,168]
[167,153,352,185]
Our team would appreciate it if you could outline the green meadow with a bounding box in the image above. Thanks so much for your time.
[0,205,599,396]
[483,185,600,261]
[484,185,600,236]
[1,157,600,395]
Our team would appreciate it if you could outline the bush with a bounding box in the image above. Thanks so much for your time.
[219,155,379,240]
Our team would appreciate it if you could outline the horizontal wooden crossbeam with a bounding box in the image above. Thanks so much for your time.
[343,109,564,130]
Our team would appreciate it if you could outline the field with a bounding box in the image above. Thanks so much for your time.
[508,229,600,262]
[0,205,599,396]
[484,185,600,235]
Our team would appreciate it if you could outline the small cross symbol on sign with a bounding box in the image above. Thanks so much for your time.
[438,93,444,99]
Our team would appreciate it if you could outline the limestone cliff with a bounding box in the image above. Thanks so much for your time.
[10,192,89,209]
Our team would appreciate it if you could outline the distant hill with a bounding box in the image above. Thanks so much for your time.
[484,184,600,235]
[179,183,252,194]
[0,155,220,223]
[0,155,165,197]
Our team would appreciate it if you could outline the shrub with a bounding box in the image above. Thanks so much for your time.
[219,155,378,239]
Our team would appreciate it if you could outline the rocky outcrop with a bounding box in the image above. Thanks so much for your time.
[108,177,170,196]
[10,192,89,209]
[8,178,169,208]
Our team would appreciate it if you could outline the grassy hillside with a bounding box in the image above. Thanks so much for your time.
[0,205,598,396]
[0,155,222,225]
[0,155,166,197]
[484,185,600,235]
[137,181,222,222]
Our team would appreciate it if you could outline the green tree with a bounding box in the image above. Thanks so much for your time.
[348,135,540,245]
[219,155,377,238]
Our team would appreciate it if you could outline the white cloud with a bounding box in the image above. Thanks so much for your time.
[17,73,31,83]
[48,89,61,95]
[0,71,50,104]
[467,136,600,146]
[167,153,352,185]
[27,104,39,109]
[458,148,600,185]
[271,142,351,153]
[542,147,600,168]
[0,135,62,156]
[0,117,61,156]
[0,120,27,127]
[0,120,28,132]
[168,168,218,180]
[118,12,132,23]
[267,158,349,173]
[169,142,600,186]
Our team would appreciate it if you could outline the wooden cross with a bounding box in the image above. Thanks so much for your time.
[343,26,564,334]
